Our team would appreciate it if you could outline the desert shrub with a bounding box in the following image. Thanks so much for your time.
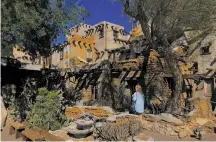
[27,88,67,130]
[97,118,142,141]
[129,119,142,136]
[97,122,130,141]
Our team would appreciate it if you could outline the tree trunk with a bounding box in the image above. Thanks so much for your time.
[157,46,183,113]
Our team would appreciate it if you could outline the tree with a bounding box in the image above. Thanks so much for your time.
[121,0,216,112]
[27,88,67,131]
[1,0,89,57]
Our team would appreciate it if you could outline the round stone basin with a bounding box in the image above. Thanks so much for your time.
[66,126,94,139]
[75,120,94,130]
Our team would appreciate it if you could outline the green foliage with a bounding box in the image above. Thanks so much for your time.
[13,78,37,122]
[1,84,16,108]
[63,87,83,106]
[1,0,89,57]
[27,88,67,131]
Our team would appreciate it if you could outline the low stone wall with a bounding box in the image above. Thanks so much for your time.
[65,106,113,118]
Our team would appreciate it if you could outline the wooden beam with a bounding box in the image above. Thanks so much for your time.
[183,74,205,79]
[206,68,216,71]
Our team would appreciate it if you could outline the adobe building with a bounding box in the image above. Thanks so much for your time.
[181,32,216,110]
[50,21,129,69]
[7,21,216,112]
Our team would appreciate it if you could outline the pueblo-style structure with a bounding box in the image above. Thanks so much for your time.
[1,21,216,114]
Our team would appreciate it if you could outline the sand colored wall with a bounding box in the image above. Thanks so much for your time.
[13,46,32,63]
[68,25,96,65]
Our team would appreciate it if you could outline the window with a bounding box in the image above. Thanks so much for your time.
[200,46,210,55]
[99,29,104,38]
[87,49,92,62]
[60,49,63,60]
[113,30,118,38]
[200,43,211,55]
[189,62,198,73]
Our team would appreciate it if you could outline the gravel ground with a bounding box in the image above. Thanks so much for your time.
[142,130,216,141]
[2,123,216,141]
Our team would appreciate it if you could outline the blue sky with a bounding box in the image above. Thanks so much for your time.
[54,0,132,44]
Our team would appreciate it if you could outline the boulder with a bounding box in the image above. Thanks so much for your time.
[178,130,189,138]
[142,114,162,122]
[106,115,116,122]
[170,131,178,136]
[195,118,209,125]
[142,113,183,126]
[202,121,215,133]
[160,113,183,126]
[178,127,193,139]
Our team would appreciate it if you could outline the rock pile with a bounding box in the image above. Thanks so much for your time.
[141,112,216,139]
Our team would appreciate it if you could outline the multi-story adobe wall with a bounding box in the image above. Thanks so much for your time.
[183,32,216,106]
[51,21,129,68]
[69,24,95,64]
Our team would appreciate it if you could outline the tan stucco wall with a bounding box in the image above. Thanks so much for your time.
[186,34,216,75]
[13,46,32,63]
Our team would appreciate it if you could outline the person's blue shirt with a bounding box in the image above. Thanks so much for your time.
[132,92,144,113]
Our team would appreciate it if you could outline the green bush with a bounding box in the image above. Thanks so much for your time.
[27,88,67,130]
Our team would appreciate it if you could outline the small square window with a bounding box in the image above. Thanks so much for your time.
[113,30,118,38]
[200,46,210,55]
[99,29,104,38]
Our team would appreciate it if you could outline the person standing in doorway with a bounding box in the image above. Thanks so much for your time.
[130,84,145,115]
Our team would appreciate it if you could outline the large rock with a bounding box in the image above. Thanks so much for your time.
[142,114,163,122]
[202,121,215,133]
[178,130,188,139]
[195,118,209,125]
[178,127,193,139]
[160,113,183,125]
[142,113,183,125]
